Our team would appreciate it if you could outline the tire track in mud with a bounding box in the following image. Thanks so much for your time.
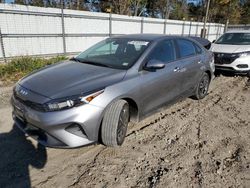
[69,147,107,187]
[125,76,247,187]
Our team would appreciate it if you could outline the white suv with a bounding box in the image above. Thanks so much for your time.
[210,30,250,76]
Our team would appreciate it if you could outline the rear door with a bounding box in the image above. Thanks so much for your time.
[175,39,203,94]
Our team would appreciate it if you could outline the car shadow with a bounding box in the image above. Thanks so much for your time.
[0,124,47,187]
[215,70,247,77]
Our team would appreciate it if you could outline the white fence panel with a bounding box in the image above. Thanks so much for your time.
[66,36,106,53]
[112,15,141,34]
[0,3,225,61]
[143,18,165,34]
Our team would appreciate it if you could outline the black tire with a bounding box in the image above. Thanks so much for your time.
[193,73,210,100]
[247,71,250,86]
[247,71,250,78]
[101,100,129,147]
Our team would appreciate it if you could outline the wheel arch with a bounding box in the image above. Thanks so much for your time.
[205,70,212,81]
[121,97,139,123]
[97,96,139,143]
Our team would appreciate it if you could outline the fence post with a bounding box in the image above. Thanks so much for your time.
[0,28,6,63]
[224,19,229,33]
[195,23,199,37]
[188,20,192,36]
[216,24,220,39]
[141,17,144,34]
[207,23,210,39]
[109,13,112,37]
[61,1,66,55]
[182,21,185,36]
[163,19,167,34]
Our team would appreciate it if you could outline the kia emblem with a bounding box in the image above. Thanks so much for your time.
[20,89,28,96]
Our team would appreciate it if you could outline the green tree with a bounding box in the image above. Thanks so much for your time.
[14,0,26,5]
[188,2,205,21]
[154,0,172,19]
[240,0,250,24]
[130,0,147,16]
[208,0,242,24]
[30,0,44,7]
[170,0,188,20]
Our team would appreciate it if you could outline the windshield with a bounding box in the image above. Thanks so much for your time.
[75,38,151,69]
[215,33,250,45]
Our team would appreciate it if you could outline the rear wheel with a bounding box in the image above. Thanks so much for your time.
[101,100,129,147]
[193,73,210,100]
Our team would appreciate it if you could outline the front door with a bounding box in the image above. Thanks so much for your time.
[139,39,183,116]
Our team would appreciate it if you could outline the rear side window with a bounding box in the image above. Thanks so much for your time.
[177,39,196,58]
[148,40,176,63]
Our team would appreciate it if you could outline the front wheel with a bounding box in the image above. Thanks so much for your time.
[193,73,210,100]
[101,100,129,147]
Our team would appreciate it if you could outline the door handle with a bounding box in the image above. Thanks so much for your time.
[174,67,181,72]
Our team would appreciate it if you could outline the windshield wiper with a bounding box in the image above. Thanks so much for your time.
[70,57,111,68]
[70,57,83,63]
[80,59,111,68]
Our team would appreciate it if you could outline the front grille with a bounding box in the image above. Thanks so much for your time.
[13,91,45,112]
[214,53,239,64]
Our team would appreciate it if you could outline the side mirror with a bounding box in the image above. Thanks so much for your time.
[212,40,216,43]
[144,60,165,71]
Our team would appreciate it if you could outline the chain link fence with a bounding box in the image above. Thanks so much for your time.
[0,3,225,63]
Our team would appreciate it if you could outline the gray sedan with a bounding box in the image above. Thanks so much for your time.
[11,34,214,148]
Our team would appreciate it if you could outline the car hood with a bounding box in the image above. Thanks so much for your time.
[19,60,127,99]
[210,43,250,53]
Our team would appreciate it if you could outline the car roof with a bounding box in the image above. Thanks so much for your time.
[111,34,209,48]
[112,34,177,41]
[226,30,250,34]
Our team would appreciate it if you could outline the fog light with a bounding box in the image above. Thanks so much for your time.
[65,124,87,138]
[237,64,248,68]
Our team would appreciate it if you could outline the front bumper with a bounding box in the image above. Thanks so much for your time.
[215,65,249,75]
[12,96,105,148]
[214,55,250,74]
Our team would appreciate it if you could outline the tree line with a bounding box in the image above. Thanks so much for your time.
[2,0,250,24]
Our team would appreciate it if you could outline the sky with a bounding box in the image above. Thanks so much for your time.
[5,0,15,3]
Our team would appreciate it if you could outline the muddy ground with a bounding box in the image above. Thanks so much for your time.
[0,76,249,188]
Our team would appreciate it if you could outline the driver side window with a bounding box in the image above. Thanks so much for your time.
[147,40,176,64]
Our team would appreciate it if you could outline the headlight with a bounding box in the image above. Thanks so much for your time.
[45,90,104,112]
[239,51,250,57]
